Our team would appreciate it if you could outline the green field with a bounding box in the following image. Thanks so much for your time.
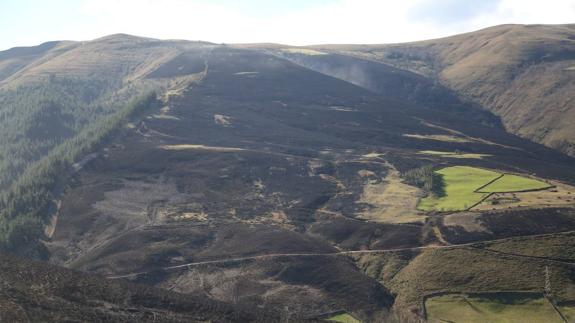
[418,166,500,211]
[479,174,552,193]
[327,313,361,323]
[426,294,563,323]
[559,306,575,322]
[417,166,553,211]
[418,150,491,159]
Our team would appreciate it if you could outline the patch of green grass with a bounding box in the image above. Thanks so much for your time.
[282,48,328,55]
[426,293,563,323]
[418,166,500,211]
[559,306,575,322]
[419,150,453,155]
[403,134,471,143]
[417,166,553,211]
[479,174,552,193]
[418,150,491,159]
[327,313,361,323]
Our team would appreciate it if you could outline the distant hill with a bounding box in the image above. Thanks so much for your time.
[0,34,211,86]
[313,24,575,156]
[0,35,212,192]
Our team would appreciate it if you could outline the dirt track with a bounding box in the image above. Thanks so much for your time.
[108,230,575,279]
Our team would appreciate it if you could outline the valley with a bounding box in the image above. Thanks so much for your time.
[310,24,575,157]
[0,26,574,322]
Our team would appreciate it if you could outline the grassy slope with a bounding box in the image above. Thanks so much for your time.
[352,228,575,319]
[426,294,563,323]
[419,166,556,211]
[559,306,575,322]
[319,24,575,156]
[482,232,575,262]
[418,150,491,159]
[354,245,575,314]
[418,166,500,211]
[327,313,361,323]
[479,174,552,193]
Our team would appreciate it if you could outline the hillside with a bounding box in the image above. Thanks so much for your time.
[1,31,575,322]
[0,34,211,192]
[43,42,575,321]
[313,24,575,156]
[0,252,277,322]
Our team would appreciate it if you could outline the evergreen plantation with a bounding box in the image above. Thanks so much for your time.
[0,76,152,191]
[0,77,158,257]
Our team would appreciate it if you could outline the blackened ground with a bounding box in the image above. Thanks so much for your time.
[43,45,575,321]
[0,252,279,322]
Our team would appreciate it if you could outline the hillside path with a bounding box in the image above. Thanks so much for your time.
[108,230,575,279]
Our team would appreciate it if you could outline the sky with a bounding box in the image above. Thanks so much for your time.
[0,0,574,50]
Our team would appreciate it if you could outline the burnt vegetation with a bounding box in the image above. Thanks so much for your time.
[0,30,575,321]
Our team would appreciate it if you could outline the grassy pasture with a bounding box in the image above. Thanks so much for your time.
[559,306,575,322]
[282,48,328,55]
[418,166,556,211]
[326,312,361,323]
[418,150,454,155]
[403,134,471,143]
[418,166,500,211]
[473,179,575,211]
[426,293,564,323]
[479,174,552,193]
[418,150,491,159]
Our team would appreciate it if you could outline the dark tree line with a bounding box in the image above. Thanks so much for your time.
[401,165,445,197]
[0,77,119,191]
[0,75,155,192]
[0,91,159,257]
